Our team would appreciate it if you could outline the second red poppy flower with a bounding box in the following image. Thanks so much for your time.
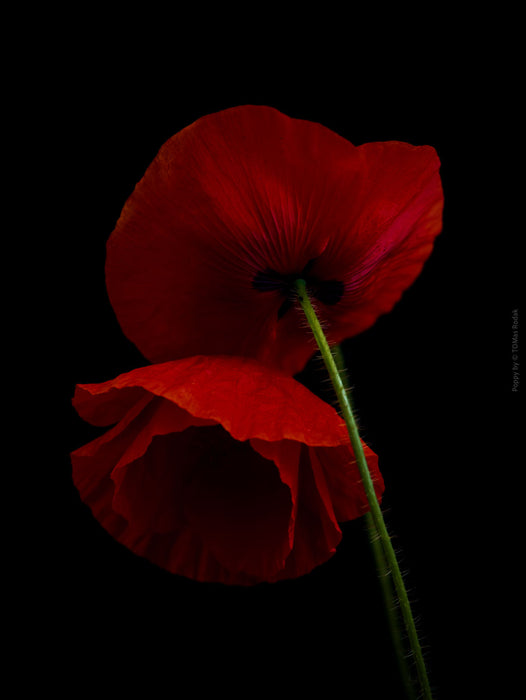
[71,356,383,584]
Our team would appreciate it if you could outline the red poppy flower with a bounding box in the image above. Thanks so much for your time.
[71,355,383,585]
[106,105,443,375]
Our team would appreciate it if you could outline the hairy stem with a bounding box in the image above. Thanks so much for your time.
[295,279,433,700]
[333,344,416,700]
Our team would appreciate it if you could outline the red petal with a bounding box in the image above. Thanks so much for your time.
[271,445,342,581]
[106,106,442,375]
[71,394,153,498]
[312,141,443,344]
[182,427,294,579]
[73,356,349,446]
[72,396,214,531]
[250,438,301,549]
[73,383,149,427]
[72,397,274,584]
[109,401,215,534]
[310,441,384,522]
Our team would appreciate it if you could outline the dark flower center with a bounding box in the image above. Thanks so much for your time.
[252,260,344,319]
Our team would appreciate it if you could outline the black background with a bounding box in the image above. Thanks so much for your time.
[39,19,519,700]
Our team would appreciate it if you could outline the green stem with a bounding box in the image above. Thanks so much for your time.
[295,279,433,700]
[331,345,415,700]
[365,513,417,698]
[333,345,416,700]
